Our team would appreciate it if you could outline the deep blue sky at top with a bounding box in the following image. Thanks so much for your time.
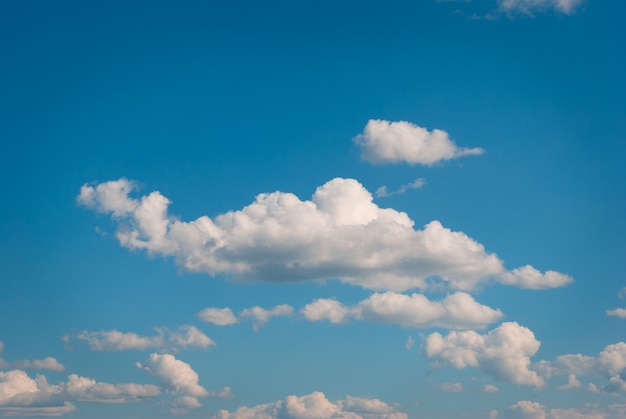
[0,1,625,416]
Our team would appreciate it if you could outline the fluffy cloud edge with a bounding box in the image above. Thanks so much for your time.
[353,119,484,165]
[211,390,407,419]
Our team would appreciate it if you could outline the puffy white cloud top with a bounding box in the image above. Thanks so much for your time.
[75,325,215,351]
[353,120,483,165]
[211,391,407,419]
[302,292,503,330]
[78,178,572,293]
[425,322,544,387]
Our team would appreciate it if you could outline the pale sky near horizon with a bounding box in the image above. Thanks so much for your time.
[1,1,626,418]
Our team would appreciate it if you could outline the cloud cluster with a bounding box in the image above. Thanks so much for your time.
[0,369,160,417]
[212,391,407,419]
[425,322,544,387]
[75,325,215,351]
[353,120,483,165]
[78,178,571,293]
[198,304,295,331]
[534,342,626,394]
[302,292,503,330]
[498,0,583,15]
[503,400,623,419]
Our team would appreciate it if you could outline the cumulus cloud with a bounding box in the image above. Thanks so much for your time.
[65,374,160,403]
[79,178,570,293]
[138,353,209,414]
[240,304,294,331]
[0,369,160,416]
[375,178,426,198]
[534,342,626,394]
[505,401,546,419]
[425,322,544,387]
[197,307,240,326]
[498,0,583,15]
[75,325,214,351]
[353,120,483,165]
[302,292,502,330]
[606,308,626,319]
[499,265,572,290]
[211,390,407,419]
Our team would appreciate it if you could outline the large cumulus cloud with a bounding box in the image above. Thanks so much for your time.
[78,178,571,292]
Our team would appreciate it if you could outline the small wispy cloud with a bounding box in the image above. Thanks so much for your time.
[376,178,426,198]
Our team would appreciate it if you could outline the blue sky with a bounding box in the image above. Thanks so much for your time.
[1,0,625,417]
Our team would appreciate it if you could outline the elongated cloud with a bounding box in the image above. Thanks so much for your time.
[78,178,571,293]
[302,292,503,330]
[0,369,160,416]
[353,119,483,165]
[606,308,626,319]
[75,325,214,351]
[375,178,426,198]
[12,358,65,372]
[504,400,619,419]
[211,391,408,419]
[498,0,583,15]
[198,304,294,330]
[425,322,544,387]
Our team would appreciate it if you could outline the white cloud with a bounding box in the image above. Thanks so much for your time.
[534,341,626,394]
[498,0,583,15]
[166,325,216,350]
[208,386,234,399]
[211,390,408,419]
[65,374,160,403]
[301,299,352,324]
[302,292,502,330]
[353,120,484,165]
[505,401,616,419]
[440,382,463,392]
[499,265,573,290]
[240,304,294,331]
[483,384,499,393]
[425,322,544,387]
[75,325,214,351]
[197,307,240,326]
[606,308,626,319]
[79,178,571,293]
[505,401,545,419]
[138,353,207,398]
[375,178,426,198]
[0,369,160,416]
[12,358,65,372]
[619,287,626,300]
[76,330,164,351]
